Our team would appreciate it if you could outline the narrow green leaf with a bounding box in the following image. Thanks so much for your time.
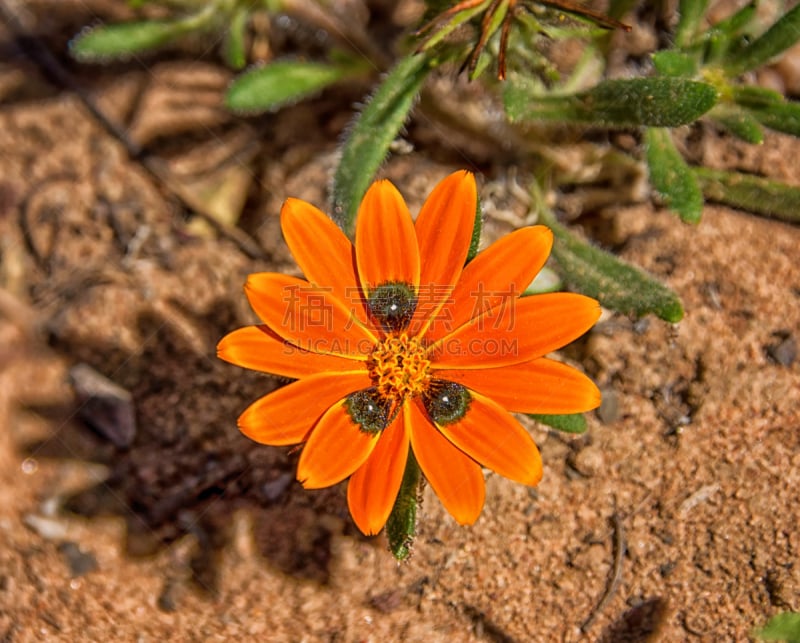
[418,0,490,52]
[505,78,718,127]
[701,3,757,64]
[674,0,709,48]
[529,413,587,434]
[652,50,698,77]
[70,20,191,61]
[694,167,800,224]
[731,85,784,108]
[466,195,483,263]
[709,106,764,144]
[332,54,433,235]
[386,451,420,561]
[223,6,250,70]
[226,60,352,113]
[723,4,800,75]
[537,208,684,322]
[747,100,800,138]
[754,612,800,643]
[645,127,704,223]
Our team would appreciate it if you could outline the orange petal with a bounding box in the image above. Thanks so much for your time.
[355,180,420,293]
[436,391,542,486]
[218,325,361,378]
[245,273,376,359]
[430,292,600,368]
[410,171,477,334]
[347,409,409,535]
[280,199,367,324]
[425,226,553,341]
[436,358,601,414]
[297,399,380,489]
[407,400,485,525]
[238,371,370,446]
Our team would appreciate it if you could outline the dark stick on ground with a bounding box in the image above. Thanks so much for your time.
[580,497,626,633]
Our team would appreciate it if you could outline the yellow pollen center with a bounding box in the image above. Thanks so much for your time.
[368,333,431,401]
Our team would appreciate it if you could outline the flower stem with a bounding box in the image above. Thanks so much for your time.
[386,451,420,561]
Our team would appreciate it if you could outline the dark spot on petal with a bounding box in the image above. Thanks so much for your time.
[367,282,417,332]
[423,380,471,425]
[345,388,391,435]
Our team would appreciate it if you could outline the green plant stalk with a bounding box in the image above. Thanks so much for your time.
[386,450,421,561]
[332,53,434,236]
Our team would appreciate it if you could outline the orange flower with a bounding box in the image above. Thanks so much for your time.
[218,171,601,535]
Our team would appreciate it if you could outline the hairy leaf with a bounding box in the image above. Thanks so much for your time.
[723,4,800,75]
[754,612,800,643]
[529,413,587,434]
[674,0,709,48]
[694,167,800,224]
[538,208,684,322]
[332,54,433,235]
[226,60,354,113]
[645,127,703,223]
[70,19,192,61]
[505,78,718,127]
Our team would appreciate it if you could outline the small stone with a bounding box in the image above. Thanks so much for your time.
[261,473,293,502]
[766,333,797,367]
[57,541,98,577]
[596,388,620,424]
[70,363,137,448]
[571,445,605,477]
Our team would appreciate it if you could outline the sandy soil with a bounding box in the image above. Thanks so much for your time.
[0,2,798,642]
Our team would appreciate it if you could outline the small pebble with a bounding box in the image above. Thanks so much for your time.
[597,388,620,424]
[766,334,797,367]
[571,445,605,477]
[58,541,98,577]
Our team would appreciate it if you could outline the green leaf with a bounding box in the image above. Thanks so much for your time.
[537,208,684,322]
[701,3,757,64]
[746,100,800,138]
[530,413,587,434]
[226,60,353,113]
[223,6,250,70]
[652,50,698,77]
[731,85,784,108]
[709,105,764,144]
[723,4,800,76]
[645,127,704,223]
[505,78,718,127]
[466,195,483,263]
[694,167,800,224]
[332,54,433,235]
[754,612,800,643]
[674,0,709,49]
[386,451,420,561]
[70,20,192,61]
[417,0,490,52]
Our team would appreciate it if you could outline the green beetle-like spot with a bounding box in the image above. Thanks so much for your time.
[367,281,417,332]
[345,388,391,435]
[424,380,471,425]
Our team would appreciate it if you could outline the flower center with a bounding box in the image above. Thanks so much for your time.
[368,333,432,402]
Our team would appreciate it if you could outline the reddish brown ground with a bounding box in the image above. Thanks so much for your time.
[0,2,798,642]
